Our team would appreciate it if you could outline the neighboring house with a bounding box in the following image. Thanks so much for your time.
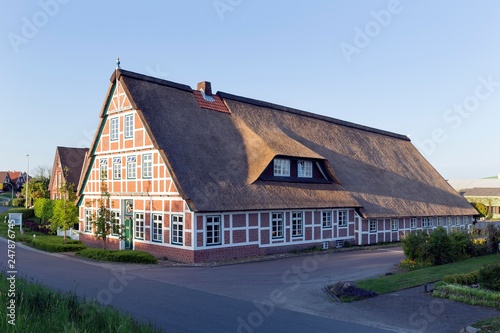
[1,171,27,192]
[77,69,476,263]
[48,146,89,200]
[449,177,500,219]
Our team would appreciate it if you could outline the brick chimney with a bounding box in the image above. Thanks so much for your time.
[197,81,212,96]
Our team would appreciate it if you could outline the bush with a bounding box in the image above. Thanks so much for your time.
[485,224,500,253]
[11,198,25,207]
[443,271,479,285]
[428,227,454,265]
[6,207,35,219]
[24,236,86,252]
[402,230,429,262]
[76,249,158,264]
[450,231,474,260]
[478,262,500,291]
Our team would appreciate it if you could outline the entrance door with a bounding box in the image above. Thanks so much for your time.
[124,217,133,249]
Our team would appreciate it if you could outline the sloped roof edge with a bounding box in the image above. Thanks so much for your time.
[112,69,192,93]
[218,91,410,142]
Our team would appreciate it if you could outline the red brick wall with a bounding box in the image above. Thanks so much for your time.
[80,233,120,250]
[134,242,194,263]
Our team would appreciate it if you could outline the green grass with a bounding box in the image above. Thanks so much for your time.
[432,283,500,309]
[76,248,158,264]
[0,273,163,333]
[357,254,500,294]
[472,316,500,332]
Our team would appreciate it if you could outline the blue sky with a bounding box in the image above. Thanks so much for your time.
[1,0,499,180]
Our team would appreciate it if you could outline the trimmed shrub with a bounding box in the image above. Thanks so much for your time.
[76,249,157,264]
[24,236,86,252]
[443,271,479,285]
[478,262,500,291]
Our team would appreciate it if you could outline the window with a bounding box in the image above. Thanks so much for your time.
[437,217,443,226]
[410,218,416,229]
[297,161,312,178]
[422,217,429,228]
[271,213,284,238]
[456,217,461,225]
[100,159,108,180]
[152,214,163,242]
[447,217,452,226]
[143,154,152,179]
[171,215,184,245]
[206,215,221,245]
[391,218,398,231]
[428,217,433,228]
[369,219,377,233]
[135,212,144,239]
[322,211,332,228]
[111,211,120,236]
[338,210,347,227]
[291,212,303,237]
[84,209,92,232]
[124,114,134,138]
[273,159,290,177]
[127,156,136,179]
[113,157,121,180]
[110,117,119,141]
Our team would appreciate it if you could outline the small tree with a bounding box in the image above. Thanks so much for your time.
[34,198,54,223]
[91,176,123,249]
[485,224,500,253]
[50,167,78,243]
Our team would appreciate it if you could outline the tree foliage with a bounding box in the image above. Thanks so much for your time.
[34,198,53,223]
[470,202,488,218]
[50,167,78,243]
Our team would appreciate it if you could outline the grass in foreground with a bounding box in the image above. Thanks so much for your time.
[357,254,500,294]
[472,317,500,332]
[0,273,163,333]
[432,283,500,309]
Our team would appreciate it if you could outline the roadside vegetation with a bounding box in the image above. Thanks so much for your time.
[0,273,163,333]
[76,248,158,264]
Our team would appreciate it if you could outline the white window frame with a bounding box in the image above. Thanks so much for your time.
[456,217,461,225]
[297,160,312,178]
[437,217,443,226]
[142,154,152,179]
[84,209,92,233]
[410,217,417,229]
[273,159,290,177]
[124,114,134,139]
[338,210,347,227]
[369,219,377,233]
[113,157,121,180]
[100,158,108,180]
[391,218,398,231]
[152,214,163,242]
[322,211,332,228]
[127,156,136,179]
[447,217,452,226]
[428,217,433,228]
[111,210,120,236]
[291,212,303,237]
[110,117,119,141]
[271,212,284,239]
[422,217,429,228]
[135,212,144,239]
[206,215,221,245]
[171,215,184,245]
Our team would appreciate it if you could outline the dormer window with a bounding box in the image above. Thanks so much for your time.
[273,159,290,177]
[297,160,312,178]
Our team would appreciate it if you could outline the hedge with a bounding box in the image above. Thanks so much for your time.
[76,249,157,264]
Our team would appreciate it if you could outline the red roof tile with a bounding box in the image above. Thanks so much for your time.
[193,90,230,114]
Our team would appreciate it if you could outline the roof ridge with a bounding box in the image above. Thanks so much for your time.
[217,91,410,141]
[112,69,192,93]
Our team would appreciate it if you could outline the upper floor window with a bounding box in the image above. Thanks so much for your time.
[127,156,136,179]
[110,117,119,141]
[124,114,134,139]
[100,159,108,180]
[113,157,121,180]
[143,154,152,179]
[273,159,290,177]
[297,160,312,178]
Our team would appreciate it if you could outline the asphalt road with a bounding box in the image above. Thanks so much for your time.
[0,238,404,333]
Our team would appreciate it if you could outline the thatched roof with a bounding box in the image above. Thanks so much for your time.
[54,146,89,188]
[81,69,477,218]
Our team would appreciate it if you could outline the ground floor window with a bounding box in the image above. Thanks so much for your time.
[291,212,303,237]
[391,218,398,231]
[338,210,347,227]
[84,209,92,232]
[437,217,443,226]
[135,212,144,239]
[271,213,284,238]
[171,215,184,245]
[369,219,377,233]
[206,215,221,245]
[111,210,120,236]
[422,217,429,228]
[410,218,417,229]
[322,211,332,228]
[456,217,462,225]
[152,214,163,242]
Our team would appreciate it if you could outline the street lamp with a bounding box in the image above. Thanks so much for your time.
[26,154,29,209]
